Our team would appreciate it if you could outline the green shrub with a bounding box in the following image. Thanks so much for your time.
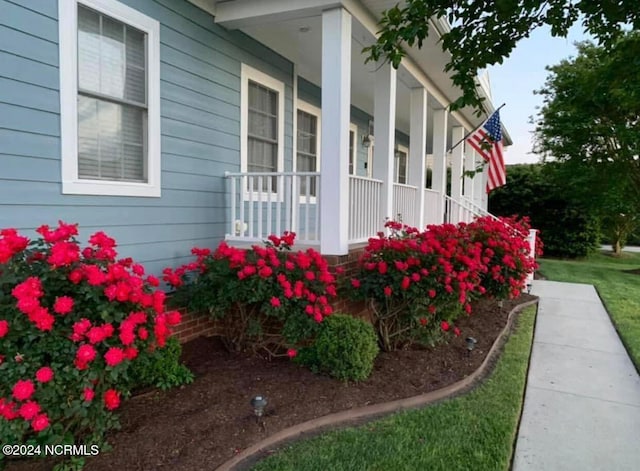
[127,337,194,391]
[297,314,378,382]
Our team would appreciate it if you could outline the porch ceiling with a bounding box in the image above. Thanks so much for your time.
[193,0,512,145]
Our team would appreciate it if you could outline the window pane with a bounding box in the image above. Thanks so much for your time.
[78,95,146,182]
[349,130,355,174]
[78,6,100,93]
[100,15,126,99]
[248,81,279,175]
[78,5,146,104]
[125,27,145,103]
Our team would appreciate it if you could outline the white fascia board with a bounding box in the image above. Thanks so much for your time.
[215,0,341,28]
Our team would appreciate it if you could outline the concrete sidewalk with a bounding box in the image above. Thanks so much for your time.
[513,280,640,471]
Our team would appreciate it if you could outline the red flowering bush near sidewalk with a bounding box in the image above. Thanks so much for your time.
[348,218,538,351]
[464,216,540,300]
[163,233,337,357]
[348,221,485,351]
[0,222,180,460]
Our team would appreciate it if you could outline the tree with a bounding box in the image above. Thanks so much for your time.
[365,1,639,113]
[488,164,600,258]
[533,33,640,255]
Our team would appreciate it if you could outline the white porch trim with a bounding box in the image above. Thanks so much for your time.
[450,126,465,202]
[319,7,351,255]
[408,87,427,229]
[372,60,397,226]
[431,108,448,224]
[464,144,475,202]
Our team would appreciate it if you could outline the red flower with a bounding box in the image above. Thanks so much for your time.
[453,327,461,337]
[428,289,436,298]
[419,317,428,326]
[351,278,361,288]
[83,388,95,402]
[18,401,41,420]
[53,296,74,315]
[104,347,125,367]
[103,389,120,410]
[165,310,182,325]
[270,297,281,308]
[304,271,315,281]
[0,320,8,338]
[383,286,392,297]
[378,261,388,274]
[76,344,97,364]
[12,379,35,401]
[31,413,49,432]
[287,349,297,358]
[123,347,138,360]
[137,327,149,340]
[440,321,450,332]
[35,366,54,383]
[401,276,411,290]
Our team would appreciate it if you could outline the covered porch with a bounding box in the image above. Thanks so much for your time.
[208,0,506,254]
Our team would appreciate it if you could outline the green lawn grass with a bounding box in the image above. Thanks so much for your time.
[252,306,536,471]
[538,251,640,368]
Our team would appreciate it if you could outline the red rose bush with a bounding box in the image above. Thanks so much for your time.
[349,218,537,351]
[0,222,181,458]
[164,232,337,357]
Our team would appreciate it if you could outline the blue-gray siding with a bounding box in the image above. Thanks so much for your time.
[0,0,294,275]
[0,0,414,275]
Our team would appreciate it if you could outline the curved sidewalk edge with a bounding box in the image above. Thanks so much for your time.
[216,298,539,471]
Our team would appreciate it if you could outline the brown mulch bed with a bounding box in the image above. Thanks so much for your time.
[8,294,536,471]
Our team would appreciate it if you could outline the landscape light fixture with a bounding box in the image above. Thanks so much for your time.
[465,337,477,353]
[250,395,267,420]
[526,282,532,294]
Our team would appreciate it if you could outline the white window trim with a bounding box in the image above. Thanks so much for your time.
[59,0,161,197]
[394,144,409,184]
[349,122,357,176]
[366,135,375,178]
[240,63,285,175]
[294,99,321,203]
[294,100,321,173]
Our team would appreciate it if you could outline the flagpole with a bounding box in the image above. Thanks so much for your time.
[447,103,506,154]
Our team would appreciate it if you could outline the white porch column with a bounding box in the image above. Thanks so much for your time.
[481,164,489,211]
[408,87,428,229]
[463,147,475,203]
[450,126,465,222]
[473,152,485,208]
[372,61,397,226]
[320,7,351,255]
[431,108,448,224]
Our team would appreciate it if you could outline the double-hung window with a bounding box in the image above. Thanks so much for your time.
[296,101,321,197]
[59,0,160,197]
[241,64,285,194]
[349,123,357,175]
[394,145,408,184]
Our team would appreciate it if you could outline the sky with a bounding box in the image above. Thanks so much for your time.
[487,25,589,164]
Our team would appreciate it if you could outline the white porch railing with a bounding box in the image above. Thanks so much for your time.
[460,196,498,221]
[444,195,479,224]
[392,183,419,227]
[349,175,383,243]
[225,171,320,245]
[423,189,443,226]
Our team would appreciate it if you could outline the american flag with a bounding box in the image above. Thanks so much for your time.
[466,110,506,192]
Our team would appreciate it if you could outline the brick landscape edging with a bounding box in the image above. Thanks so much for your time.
[215,298,540,471]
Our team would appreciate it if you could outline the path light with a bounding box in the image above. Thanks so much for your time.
[526,282,532,294]
[465,337,477,353]
[250,395,267,420]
